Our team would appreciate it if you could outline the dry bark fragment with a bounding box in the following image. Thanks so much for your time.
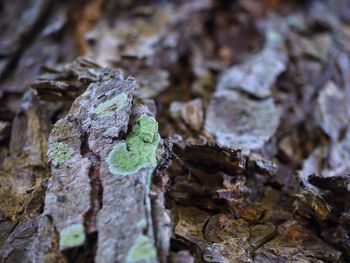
[255,220,342,262]
[316,81,349,141]
[33,60,171,263]
[32,216,66,263]
[216,26,287,99]
[170,99,204,132]
[31,58,103,101]
[3,0,350,262]
[205,90,279,150]
[0,218,39,263]
[204,20,287,150]
[0,90,49,220]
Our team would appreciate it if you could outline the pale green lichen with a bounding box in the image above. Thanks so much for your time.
[59,223,86,250]
[93,92,128,117]
[137,115,158,143]
[136,219,147,229]
[107,114,159,176]
[49,142,74,166]
[126,235,157,263]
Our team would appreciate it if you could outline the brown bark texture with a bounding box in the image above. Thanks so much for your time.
[1,0,350,262]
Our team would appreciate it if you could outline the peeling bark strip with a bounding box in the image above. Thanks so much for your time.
[35,64,167,262]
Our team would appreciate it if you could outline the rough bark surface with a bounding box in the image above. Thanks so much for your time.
[1,0,350,263]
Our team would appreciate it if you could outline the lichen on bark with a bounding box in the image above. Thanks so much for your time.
[31,62,170,263]
[48,142,74,166]
[59,223,86,250]
[126,235,157,263]
[93,92,128,117]
[107,114,160,176]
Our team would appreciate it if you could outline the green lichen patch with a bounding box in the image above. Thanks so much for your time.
[136,219,147,229]
[59,223,86,250]
[107,115,159,176]
[93,92,128,117]
[137,115,158,143]
[48,142,74,166]
[126,235,157,263]
[50,120,74,139]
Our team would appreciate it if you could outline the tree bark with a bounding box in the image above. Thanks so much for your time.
[1,0,350,262]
